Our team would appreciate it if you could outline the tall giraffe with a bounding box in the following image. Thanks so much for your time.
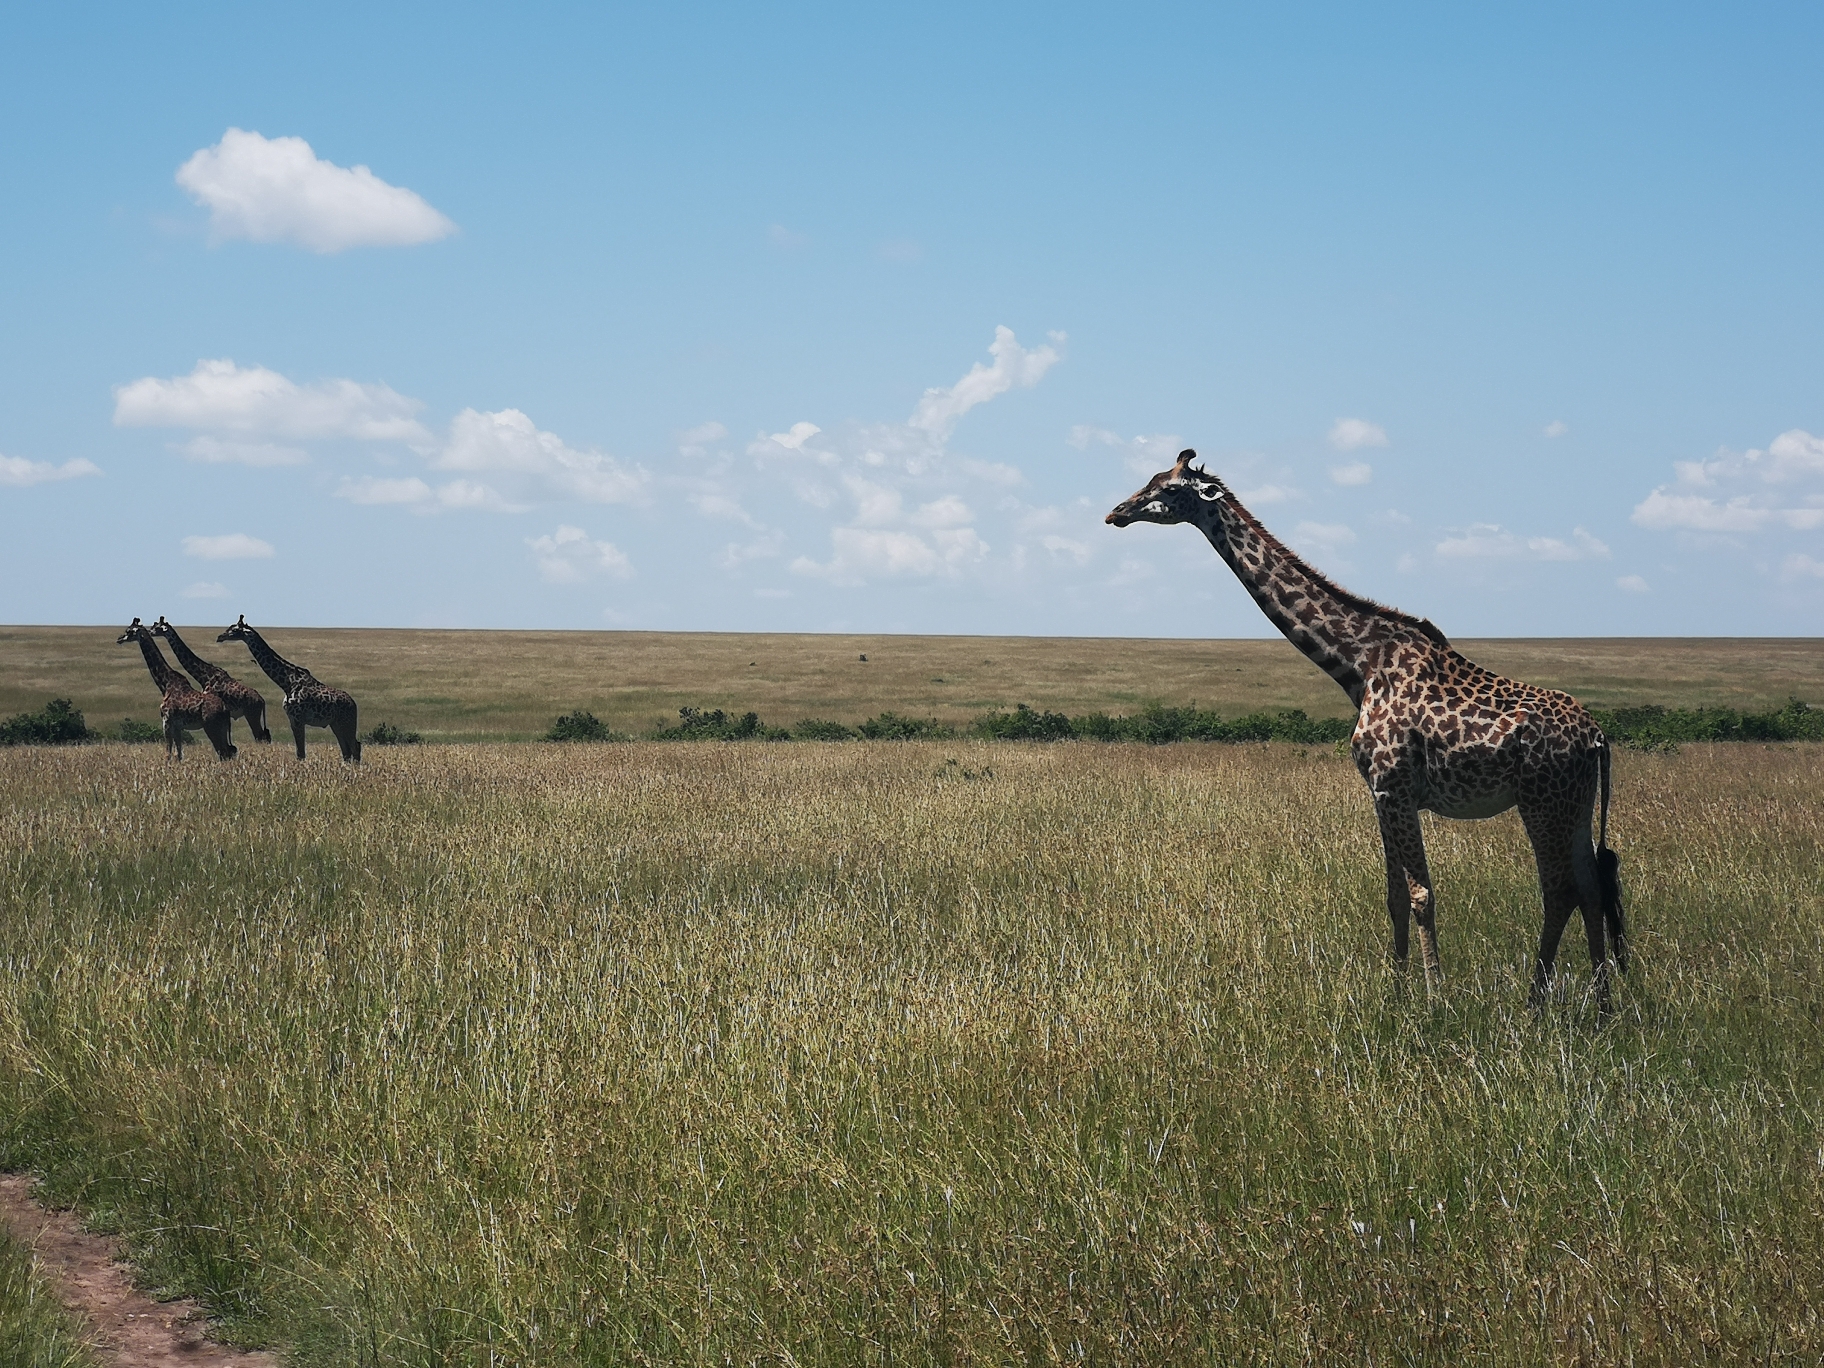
[1107,450,1625,1010]
[116,618,238,761]
[216,616,361,763]
[149,616,273,744]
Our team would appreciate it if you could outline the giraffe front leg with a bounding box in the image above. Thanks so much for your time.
[1376,799,1441,988]
[286,706,307,760]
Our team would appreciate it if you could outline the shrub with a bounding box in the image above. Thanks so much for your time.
[857,712,952,740]
[973,703,1074,741]
[792,719,857,741]
[652,708,789,741]
[546,710,621,742]
[0,699,91,746]
[1594,698,1824,750]
[365,721,423,746]
[115,718,161,742]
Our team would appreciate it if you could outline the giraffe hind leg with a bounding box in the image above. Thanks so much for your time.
[331,705,361,763]
[1376,798,1441,987]
[205,715,238,761]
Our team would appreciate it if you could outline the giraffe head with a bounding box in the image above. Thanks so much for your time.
[116,617,150,644]
[217,614,253,644]
[148,616,175,639]
[1105,450,1230,528]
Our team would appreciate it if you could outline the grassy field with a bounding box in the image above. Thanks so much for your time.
[4,625,1823,741]
[0,738,1820,1364]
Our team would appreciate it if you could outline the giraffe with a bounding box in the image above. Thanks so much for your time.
[1106,450,1626,1010]
[149,616,273,744]
[216,615,362,763]
[116,618,238,761]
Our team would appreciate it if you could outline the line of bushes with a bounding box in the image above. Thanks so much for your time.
[1593,698,1823,749]
[544,698,1824,747]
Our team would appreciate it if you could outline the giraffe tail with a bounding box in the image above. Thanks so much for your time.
[1597,740,1627,974]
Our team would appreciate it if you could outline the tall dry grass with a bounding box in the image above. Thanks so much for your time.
[0,740,1819,1363]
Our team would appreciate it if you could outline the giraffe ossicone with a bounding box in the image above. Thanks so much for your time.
[1107,449,1627,1011]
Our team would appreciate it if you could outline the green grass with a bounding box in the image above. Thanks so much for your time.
[6,625,1822,741]
[0,739,1820,1363]
[0,1226,94,1368]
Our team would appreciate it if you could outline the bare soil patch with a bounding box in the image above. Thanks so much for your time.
[0,1176,274,1368]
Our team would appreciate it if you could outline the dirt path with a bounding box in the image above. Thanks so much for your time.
[0,1175,277,1367]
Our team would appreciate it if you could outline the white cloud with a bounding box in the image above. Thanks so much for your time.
[433,408,646,504]
[909,495,973,528]
[1040,534,1091,565]
[179,436,308,466]
[1328,418,1388,452]
[1329,461,1373,486]
[910,326,1062,438]
[1435,524,1610,561]
[181,581,230,599]
[526,525,633,583]
[793,526,989,585]
[114,359,429,443]
[0,454,100,487]
[333,474,521,514]
[335,475,434,505]
[1291,521,1357,555]
[176,128,455,253]
[1633,431,1824,535]
[761,421,823,454]
[678,421,727,458]
[182,532,274,560]
[1544,420,1570,439]
[1068,426,1185,476]
[1616,574,1650,593]
[1781,554,1824,581]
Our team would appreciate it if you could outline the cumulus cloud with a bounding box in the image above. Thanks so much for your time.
[432,408,646,505]
[181,581,230,599]
[1329,461,1373,486]
[910,326,1063,439]
[182,532,274,560]
[1291,521,1357,556]
[1435,524,1610,561]
[1544,420,1570,439]
[526,525,633,582]
[1067,426,1186,476]
[114,359,429,444]
[0,454,100,487]
[1782,554,1824,581]
[1328,418,1388,452]
[176,128,455,253]
[792,526,989,585]
[1633,430,1824,534]
[1616,574,1650,593]
[333,475,521,514]
[179,436,308,466]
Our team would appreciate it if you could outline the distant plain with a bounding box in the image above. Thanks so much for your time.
[5,626,1823,740]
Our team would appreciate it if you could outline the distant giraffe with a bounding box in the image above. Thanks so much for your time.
[116,618,238,761]
[217,616,361,763]
[150,616,273,744]
[1107,450,1626,1010]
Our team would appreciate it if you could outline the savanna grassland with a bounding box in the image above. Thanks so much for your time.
[7,625,1824,740]
[0,737,1820,1365]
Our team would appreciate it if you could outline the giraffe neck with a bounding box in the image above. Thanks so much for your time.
[159,626,229,688]
[238,627,311,693]
[136,635,191,697]
[1189,493,1434,708]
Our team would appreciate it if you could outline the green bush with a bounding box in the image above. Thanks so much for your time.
[792,719,857,741]
[973,703,1074,740]
[115,718,162,743]
[364,721,423,746]
[545,710,623,742]
[857,712,953,740]
[0,699,91,746]
[1594,698,1824,750]
[652,708,789,741]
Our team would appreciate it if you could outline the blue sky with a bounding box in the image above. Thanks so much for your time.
[3,2,1822,636]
